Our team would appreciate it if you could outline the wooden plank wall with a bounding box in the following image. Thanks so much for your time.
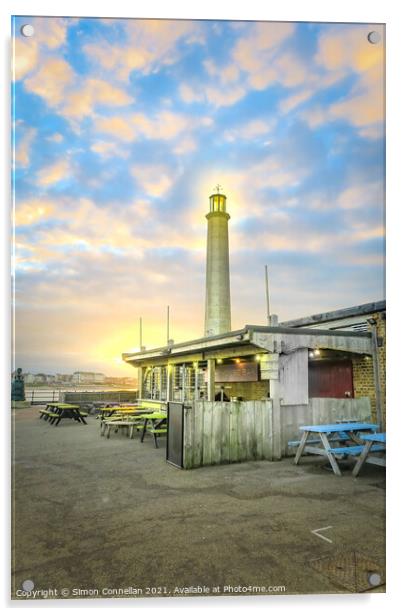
[280,397,372,456]
[183,400,274,469]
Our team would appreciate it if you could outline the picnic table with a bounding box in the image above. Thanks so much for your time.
[98,405,147,420]
[100,413,149,439]
[39,403,88,426]
[292,422,380,476]
[352,432,386,477]
[140,412,167,448]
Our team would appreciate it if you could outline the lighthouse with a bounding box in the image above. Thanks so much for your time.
[204,186,231,337]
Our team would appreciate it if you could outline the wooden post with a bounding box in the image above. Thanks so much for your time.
[166,364,172,402]
[194,364,199,401]
[207,359,215,402]
[137,367,143,399]
[269,376,282,461]
[370,322,383,430]
[181,364,186,402]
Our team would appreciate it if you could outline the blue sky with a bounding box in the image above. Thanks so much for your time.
[12,17,385,374]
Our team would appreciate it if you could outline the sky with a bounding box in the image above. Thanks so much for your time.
[12,16,385,376]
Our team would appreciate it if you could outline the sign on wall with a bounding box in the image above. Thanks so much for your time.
[215,361,259,382]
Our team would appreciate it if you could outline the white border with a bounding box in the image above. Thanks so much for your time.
[2,1,401,614]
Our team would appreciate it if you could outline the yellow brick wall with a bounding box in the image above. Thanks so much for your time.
[215,380,269,400]
[352,312,386,426]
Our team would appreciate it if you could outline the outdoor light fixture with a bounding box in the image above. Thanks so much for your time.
[255,355,261,361]
[217,358,223,364]
[309,351,314,358]
[235,358,241,364]
[314,349,321,356]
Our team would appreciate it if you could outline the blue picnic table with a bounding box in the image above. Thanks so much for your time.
[352,432,386,477]
[293,422,381,476]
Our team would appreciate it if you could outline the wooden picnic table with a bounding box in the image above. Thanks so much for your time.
[101,415,148,439]
[352,432,386,477]
[293,422,380,476]
[39,403,88,426]
[140,412,167,448]
[98,406,148,419]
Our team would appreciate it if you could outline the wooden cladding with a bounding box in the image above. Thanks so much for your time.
[183,400,274,469]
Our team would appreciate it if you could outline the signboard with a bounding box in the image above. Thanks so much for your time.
[215,361,258,383]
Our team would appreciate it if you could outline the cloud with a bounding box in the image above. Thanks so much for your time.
[95,116,136,142]
[279,89,314,114]
[84,19,204,81]
[32,16,69,49]
[203,59,240,84]
[308,25,385,137]
[14,197,55,226]
[24,58,74,107]
[131,163,175,197]
[62,78,133,119]
[90,140,129,158]
[24,58,133,121]
[13,38,39,81]
[95,109,209,145]
[223,118,273,142]
[36,159,70,186]
[13,17,68,80]
[179,83,204,104]
[46,133,64,143]
[15,127,37,168]
[173,136,197,155]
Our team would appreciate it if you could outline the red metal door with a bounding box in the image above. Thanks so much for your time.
[308,360,354,398]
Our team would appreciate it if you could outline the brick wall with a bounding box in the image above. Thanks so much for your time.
[215,380,269,400]
[352,312,386,426]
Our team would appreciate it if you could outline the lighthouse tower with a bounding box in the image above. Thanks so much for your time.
[204,186,231,337]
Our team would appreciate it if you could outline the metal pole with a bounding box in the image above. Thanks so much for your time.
[139,317,142,349]
[265,265,270,325]
[167,305,170,345]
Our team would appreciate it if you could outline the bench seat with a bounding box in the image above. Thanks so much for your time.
[327,444,385,455]
[288,436,350,448]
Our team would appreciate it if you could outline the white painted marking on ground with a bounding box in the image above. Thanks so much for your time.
[311,526,333,543]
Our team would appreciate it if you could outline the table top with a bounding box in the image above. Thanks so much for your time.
[99,406,147,411]
[141,412,167,420]
[46,403,80,409]
[361,432,386,443]
[299,422,379,433]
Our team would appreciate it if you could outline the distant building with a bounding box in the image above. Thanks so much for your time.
[22,372,35,384]
[72,371,106,384]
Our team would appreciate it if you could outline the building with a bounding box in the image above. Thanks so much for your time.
[281,300,386,424]
[71,371,106,385]
[122,190,385,468]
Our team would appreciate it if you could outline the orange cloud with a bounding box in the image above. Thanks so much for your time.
[84,19,203,81]
[62,78,133,118]
[13,17,68,81]
[131,164,175,197]
[24,58,74,106]
[95,116,136,142]
[14,198,55,226]
[14,127,37,168]
[13,37,39,81]
[36,159,70,186]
